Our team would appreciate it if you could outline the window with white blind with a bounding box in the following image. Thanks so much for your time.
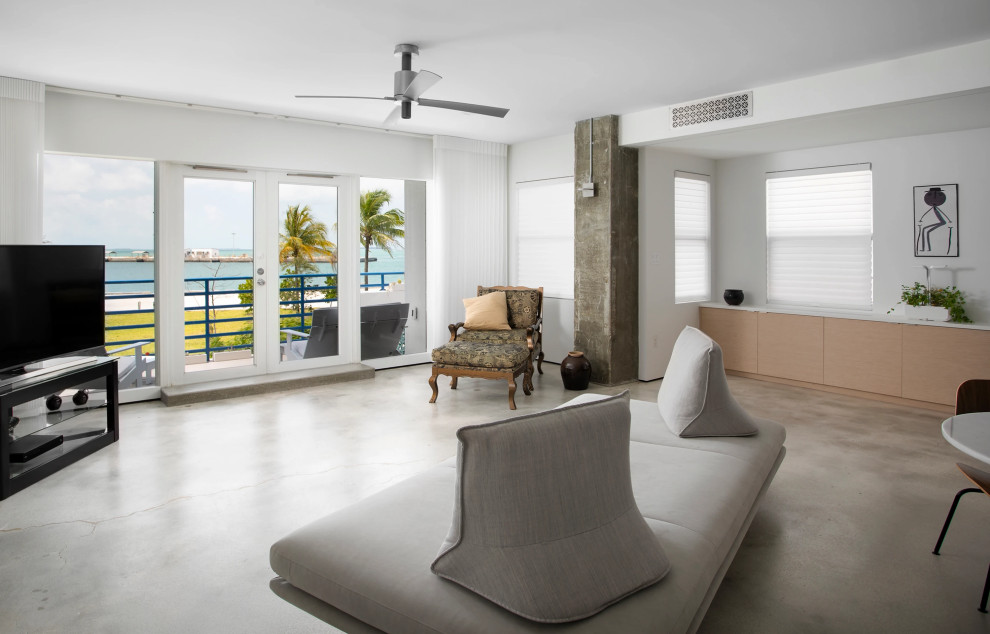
[674,172,711,303]
[516,178,574,299]
[766,166,873,309]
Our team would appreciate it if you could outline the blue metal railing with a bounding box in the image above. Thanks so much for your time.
[105,270,403,360]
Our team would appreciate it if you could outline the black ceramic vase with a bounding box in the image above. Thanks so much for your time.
[560,351,592,390]
[723,289,744,306]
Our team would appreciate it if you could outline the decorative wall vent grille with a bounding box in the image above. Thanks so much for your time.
[670,91,753,129]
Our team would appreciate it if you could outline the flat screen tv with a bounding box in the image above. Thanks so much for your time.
[0,245,106,374]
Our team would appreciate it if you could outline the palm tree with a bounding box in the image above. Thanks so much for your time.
[280,204,336,273]
[359,189,404,287]
[279,204,336,321]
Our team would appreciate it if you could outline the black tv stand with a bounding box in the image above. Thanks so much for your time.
[1,358,118,500]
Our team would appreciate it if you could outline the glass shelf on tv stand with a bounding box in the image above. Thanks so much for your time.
[8,402,111,478]
[1,358,119,499]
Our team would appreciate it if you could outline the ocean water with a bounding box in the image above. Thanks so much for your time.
[105,247,406,293]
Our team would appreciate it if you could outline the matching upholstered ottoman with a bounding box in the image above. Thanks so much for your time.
[429,341,532,409]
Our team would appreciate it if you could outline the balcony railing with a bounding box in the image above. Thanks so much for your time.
[105,271,403,360]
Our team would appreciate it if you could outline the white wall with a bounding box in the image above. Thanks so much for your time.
[715,126,990,324]
[621,39,990,147]
[45,90,433,179]
[507,133,574,365]
[639,148,716,380]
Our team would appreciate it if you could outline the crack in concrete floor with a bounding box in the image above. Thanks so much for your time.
[0,457,430,534]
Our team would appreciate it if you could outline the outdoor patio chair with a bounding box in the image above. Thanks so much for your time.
[281,303,409,361]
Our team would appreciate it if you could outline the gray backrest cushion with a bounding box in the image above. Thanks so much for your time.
[658,326,759,437]
[431,391,670,623]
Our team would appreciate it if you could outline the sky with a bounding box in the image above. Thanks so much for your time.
[43,155,408,250]
[43,154,154,248]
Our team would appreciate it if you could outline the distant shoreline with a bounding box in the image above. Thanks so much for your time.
[105,255,336,263]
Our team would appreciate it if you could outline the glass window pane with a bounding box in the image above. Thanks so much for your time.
[43,154,157,390]
[357,177,420,360]
[183,177,254,370]
[277,183,339,362]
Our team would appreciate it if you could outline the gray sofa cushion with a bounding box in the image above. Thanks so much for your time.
[431,391,671,623]
[658,326,758,438]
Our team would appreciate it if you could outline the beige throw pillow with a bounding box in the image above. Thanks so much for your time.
[431,391,670,622]
[463,291,511,330]
[657,326,759,437]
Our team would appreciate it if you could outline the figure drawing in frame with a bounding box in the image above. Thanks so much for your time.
[914,184,958,257]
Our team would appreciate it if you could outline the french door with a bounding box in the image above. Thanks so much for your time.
[158,165,356,386]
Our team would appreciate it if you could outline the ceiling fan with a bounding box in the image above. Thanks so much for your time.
[296,43,509,126]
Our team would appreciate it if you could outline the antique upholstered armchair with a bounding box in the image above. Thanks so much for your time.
[456,286,545,377]
[429,286,544,409]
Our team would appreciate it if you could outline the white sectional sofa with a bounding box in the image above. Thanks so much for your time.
[270,394,786,633]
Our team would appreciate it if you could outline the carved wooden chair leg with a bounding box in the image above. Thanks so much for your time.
[523,370,532,396]
[507,375,517,410]
[537,351,545,374]
[428,369,440,403]
[450,376,458,389]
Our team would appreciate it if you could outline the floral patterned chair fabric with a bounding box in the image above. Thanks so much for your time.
[477,287,541,329]
[431,342,530,370]
[458,286,545,374]
[428,286,544,410]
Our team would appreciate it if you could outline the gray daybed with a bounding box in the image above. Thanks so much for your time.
[270,400,785,632]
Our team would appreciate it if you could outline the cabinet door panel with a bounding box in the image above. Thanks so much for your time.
[700,308,758,373]
[757,313,824,383]
[902,326,990,406]
[824,319,902,396]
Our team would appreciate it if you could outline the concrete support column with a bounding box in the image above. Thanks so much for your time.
[573,115,639,385]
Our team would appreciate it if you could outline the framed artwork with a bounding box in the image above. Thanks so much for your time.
[914,184,958,257]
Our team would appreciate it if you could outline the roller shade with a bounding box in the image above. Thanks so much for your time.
[516,178,574,299]
[674,173,711,303]
[766,168,873,309]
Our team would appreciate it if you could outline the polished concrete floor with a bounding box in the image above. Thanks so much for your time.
[1,364,988,633]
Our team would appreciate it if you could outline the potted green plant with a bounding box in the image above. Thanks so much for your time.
[889,282,972,323]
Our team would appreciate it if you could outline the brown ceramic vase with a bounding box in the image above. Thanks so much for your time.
[560,351,592,390]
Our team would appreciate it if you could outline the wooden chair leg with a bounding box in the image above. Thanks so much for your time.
[428,368,439,403]
[537,351,544,374]
[507,375,517,410]
[450,376,458,389]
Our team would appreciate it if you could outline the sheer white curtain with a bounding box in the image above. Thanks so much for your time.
[428,136,508,348]
[0,77,44,244]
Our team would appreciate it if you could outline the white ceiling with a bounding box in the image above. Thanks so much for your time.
[2,0,990,147]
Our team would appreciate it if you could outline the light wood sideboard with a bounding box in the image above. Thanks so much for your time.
[699,306,990,411]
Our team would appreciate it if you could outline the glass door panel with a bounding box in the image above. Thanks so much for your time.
[276,181,340,364]
[357,178,426,364]
[182,177,256,373]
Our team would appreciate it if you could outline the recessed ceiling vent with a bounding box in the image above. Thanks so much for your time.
[670,91,753,129]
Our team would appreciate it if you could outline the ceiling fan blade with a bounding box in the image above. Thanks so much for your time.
[382,104,402,128]
[416,98,508,118]
[295,95,395,101]
[403,70,442,100]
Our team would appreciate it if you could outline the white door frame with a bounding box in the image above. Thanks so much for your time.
[157,164,360,387]
[158,164,271,386]
[264,172,359,373]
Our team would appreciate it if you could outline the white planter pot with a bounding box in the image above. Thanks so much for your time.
[904,305,950,321]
